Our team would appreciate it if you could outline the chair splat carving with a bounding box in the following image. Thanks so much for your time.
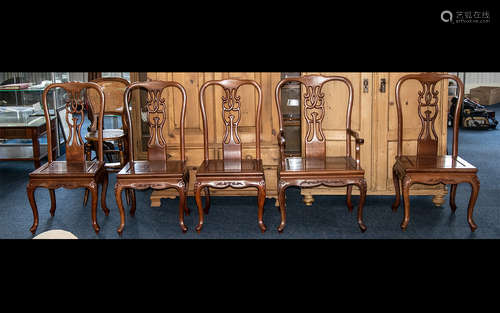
[64,87,87,162]
[417,79,440,157]
[304,83,327,159]
[221,87,242,160]
[145,88,168,160]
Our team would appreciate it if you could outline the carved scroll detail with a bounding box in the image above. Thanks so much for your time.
[415,80,440,157]
[417,81,440,142]
[304,85,326,143]
[222,88,241,145]
[65,89,86,160]
[146,89,167,150]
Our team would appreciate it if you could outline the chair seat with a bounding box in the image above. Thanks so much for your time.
[396,155,477,173]
[30,161,104,178]
[280,156,363,176]
[117,160,186,178]
[196,159,264,177]
[85,129,125,141]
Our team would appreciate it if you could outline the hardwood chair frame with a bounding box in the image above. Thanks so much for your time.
[27,82,108,234]
[275,74,367,232]
[194,79,266,233]
[391,72,479,231]
[114,80,189,234]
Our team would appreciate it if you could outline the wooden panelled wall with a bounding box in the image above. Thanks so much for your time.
[133,72,448,207]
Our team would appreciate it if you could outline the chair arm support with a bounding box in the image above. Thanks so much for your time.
[347,128,364,144]
[347,128,363,169]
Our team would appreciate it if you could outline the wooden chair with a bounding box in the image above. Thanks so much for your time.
[114,80,189,235]
[27,82,108,234]
[392,73,479,231]
[83,77,131,206]
[194,79,266,233]
[275,75,367,232]
[84,77,130,170]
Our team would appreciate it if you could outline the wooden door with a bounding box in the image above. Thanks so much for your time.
[299,72,374,204]
[373,72,449,205]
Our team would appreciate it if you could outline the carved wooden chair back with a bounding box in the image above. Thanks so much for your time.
[199,79,263,162]
[275,74,355,160]
[43,82,105,163]
[123,80,187,163]
[86,77,130,132]
[395,72,464,159]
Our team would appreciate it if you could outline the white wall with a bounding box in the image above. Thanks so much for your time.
[462,72,500,94]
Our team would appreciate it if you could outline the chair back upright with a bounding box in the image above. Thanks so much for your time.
[395,72,464,158]
[42,82,105,163]
[123,80,187,164]
[275,74,355,161]
[199,79,263,162]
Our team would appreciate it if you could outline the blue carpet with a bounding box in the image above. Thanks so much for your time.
[1,107,499,239]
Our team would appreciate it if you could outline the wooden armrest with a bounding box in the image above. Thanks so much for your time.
[347,129,364,144]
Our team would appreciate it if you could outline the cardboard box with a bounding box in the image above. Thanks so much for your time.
[470,86,500,105]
